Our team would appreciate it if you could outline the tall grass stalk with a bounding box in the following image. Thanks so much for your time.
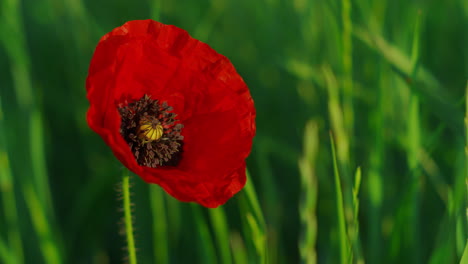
[324,64,362,263]
[406,13,422,263]
[341,0,354,136]
[298,121,319,264]
[323,66,349,169]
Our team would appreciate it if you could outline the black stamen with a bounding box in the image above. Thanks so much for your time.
[118,95,183,168]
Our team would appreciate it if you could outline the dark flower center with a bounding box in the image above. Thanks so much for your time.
[118,94,183,168]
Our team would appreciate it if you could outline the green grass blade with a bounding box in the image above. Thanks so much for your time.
[192,205,217,264]
[353,168,361,220]
[165,196,182,248]
[0,237,15,264]
[410,11,422,76]
[366,62,386,263]
[428,147,464,263]
[23,183,62,264]
[405,14,423,263]
[149,186,168,264]
[252,142,280,263]
[0,152,23,264]
[460,241,468,264]
[209,207,232,264]
[351,167,363,264]
[0,0,60,262]
[417,148,450,204]
[0,0,33,109]
[429,213,456,264]
[241,171,267,263]
[457,215,467,258]
[30,109,54,219]
[324,64,361,263]
[245,212,266,261]
[323,65,350,167]
[230,232,248,264]
[464,81,468,263]
[330,133,350,264]
[0,101,23,264]
[244,170,267,232]
[465,80,468,211]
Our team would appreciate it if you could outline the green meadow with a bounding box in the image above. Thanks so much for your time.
[0,0,467,263]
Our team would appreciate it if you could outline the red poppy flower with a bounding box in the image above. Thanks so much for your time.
[86,19,255,208]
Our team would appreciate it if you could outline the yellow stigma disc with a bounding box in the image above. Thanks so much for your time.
[138,122,163,142]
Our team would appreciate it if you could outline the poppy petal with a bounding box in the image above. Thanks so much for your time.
[86,20,255,207]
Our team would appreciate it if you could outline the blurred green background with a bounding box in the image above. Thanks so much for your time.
[0,0,467,263]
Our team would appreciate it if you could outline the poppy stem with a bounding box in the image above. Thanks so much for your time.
[122,170,137,264]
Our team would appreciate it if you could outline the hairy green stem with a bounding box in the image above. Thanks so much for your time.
[122,170,137,264]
